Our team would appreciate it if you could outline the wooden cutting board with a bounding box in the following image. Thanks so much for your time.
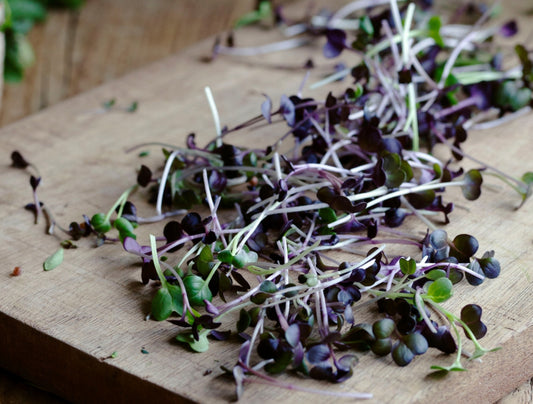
[1,5,532,404]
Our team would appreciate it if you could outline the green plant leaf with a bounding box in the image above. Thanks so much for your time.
[183,275,213,306]
[175,329,210,353]
[425,269,447,280]
[168,283,184,315]
[234,0,271,29]
[43,247,64,271]
[91,213,111,233]
[430,364,466,372]
[232,249,258,268]
[425,277,453,303]
[461,170,483,200]
[151,287,173,321]
[399,257,416,275]
[522,172,533,185]
[10,0,47,22]
[217,249,233,264]
[427,16,444,47]
[114,217,134,234]
[237,308,251,332]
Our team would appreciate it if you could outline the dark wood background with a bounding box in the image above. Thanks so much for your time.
[0,1,530,402]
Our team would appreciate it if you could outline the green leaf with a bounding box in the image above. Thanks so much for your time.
[522,172,533,185]
[430,364,466,372]
[259,280,277,294]
[451,234,479,260]
[382,153,405,188]
[433,163,442,180]
[151,287,173,321]
[495,81,532,111]
[91,213,111,233]
[197,260,214,277]
[406,189,436,209]
[318,207,337,223]
[10,0,47,22]
[114,217,134,233]
[427,16,444,47]
[217,249,233,264]
[461,169,483,201]
[234,0,271,29]
[237,308,251,332]
[126,101,138,113]
[43,247,64,271]
[197,246,215,276]
[425,277,453,303]
[265,349,293,374]
[175,329,210,353]
[114,217,136,242]
[392,342,414,366]
[373,318,395,339]
[168,283,184,315]
[12,34,35,68]
[359,15,374,36]
[199,245,214,262]
[399,257,416,275]
[4,61,24,82]
[102,98,116,110]
[403,333,428,355]
[11,19,35,34]
[232,249,258,268]
[183,275,213,306]
[425,269,447,280]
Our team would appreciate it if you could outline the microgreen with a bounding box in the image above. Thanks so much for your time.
[234,0,272,29]
[43,247,64,271]
[2,0,83,82]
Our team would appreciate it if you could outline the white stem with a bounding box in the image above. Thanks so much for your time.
[205,86,222,147]
[156,150,179,216]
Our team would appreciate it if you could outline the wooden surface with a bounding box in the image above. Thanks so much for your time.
[0,0,259,126]
[0,1,532,403]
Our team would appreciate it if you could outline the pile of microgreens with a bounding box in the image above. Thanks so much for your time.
[11,0,533,400]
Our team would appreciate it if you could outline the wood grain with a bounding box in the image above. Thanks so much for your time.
[0,1,532,403]
[0,0,258,125]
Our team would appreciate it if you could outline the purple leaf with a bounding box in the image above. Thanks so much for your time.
[261,94,272,124]
[137,165,152,187]
[208,169,227,194]
[280,94,295,126]
[205,300,220,315]
[337,354,358,371]
[186,133,197,149]
[344,304,354,325]
[306,344,330,364]
[210,330,231,340]
[30,176,41,191]
[285,324,300,347]
[292,342,305,368]
[11,151,29,168]
[323,29,347,58]
[500,20,518,37]
[123,236,143,254]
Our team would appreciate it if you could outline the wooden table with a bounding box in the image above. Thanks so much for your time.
[0,1,531,402]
